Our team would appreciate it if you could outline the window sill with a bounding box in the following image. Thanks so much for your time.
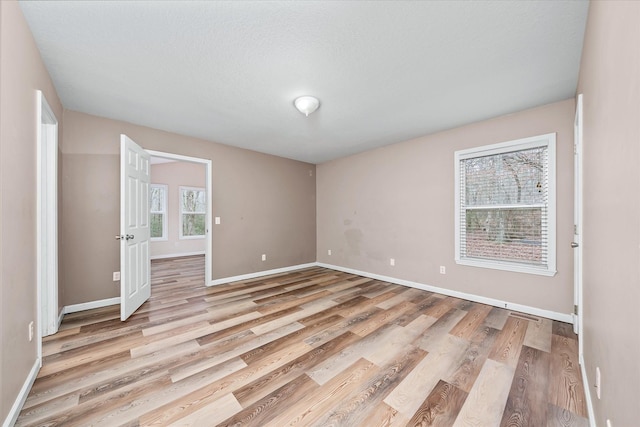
[150,237,168,242]
[455,258,557,277]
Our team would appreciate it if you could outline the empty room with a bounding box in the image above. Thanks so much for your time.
[1,1,638,426]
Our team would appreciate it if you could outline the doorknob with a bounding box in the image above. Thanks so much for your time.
[126,234,135,240]
[115,235,124,240]
[571,242,579,248]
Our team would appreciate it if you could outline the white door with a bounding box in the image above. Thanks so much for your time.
[573,94,584,347]
[120,135,151,321]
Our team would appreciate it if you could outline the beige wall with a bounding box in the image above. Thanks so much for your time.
[6,2,638,426]
[0,0,63,422]
[317,99,575,314]
[150,161,206,258]
[61,110,316,306]
[577,2,640,426]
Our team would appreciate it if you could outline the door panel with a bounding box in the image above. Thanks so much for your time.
[120,135,151,321]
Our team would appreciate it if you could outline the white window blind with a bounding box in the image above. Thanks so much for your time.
[455,134,556,276]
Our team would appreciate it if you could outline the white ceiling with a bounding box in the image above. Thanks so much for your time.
[19,1,589,164]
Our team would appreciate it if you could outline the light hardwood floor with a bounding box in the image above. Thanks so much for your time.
[17,255,588,426]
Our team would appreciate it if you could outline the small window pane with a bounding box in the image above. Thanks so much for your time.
[150,213,164,238]
[181,190,205,213]
[464,208,543,264]
[182,213,205,236]
[150,187,164,212]
[464,147,545,206]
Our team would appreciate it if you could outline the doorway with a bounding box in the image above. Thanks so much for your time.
[36,90,59,348]
[146,150,212,286]
[119,143,212,321]
[573,94,584,361]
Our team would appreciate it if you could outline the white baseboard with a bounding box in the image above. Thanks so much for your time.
[579,353,596,427]
[208,263,318,286]
[61,264,571,323]
[64,297,121,314]
[2,358,40,427]
[316,262,573,323]
[151,251,205,260]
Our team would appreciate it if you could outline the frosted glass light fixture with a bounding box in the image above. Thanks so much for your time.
[294,96,320,116]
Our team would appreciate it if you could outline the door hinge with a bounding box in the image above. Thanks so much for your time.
[574,144,578,154]
[574,304,578,315]
[574,224,578,235]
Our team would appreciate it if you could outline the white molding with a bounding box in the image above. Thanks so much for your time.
[2,358,40,427]
[455,132,557,158]
[57,308,65,328]
[454,132,557,277]
[36,90,59,344]
[147,149,213,284]
[580,353,597,427]
[574,94,585,356]
[456,259,557,277]
[210,262,572,322]
[151,251,205,260]
[64,297,121,314]
[208,263,318,286]
[147,150,208,165]
[316,262,573,323]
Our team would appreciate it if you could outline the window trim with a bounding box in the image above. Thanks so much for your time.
[454,133,557,277]
[150,184,168,241]
[179,186,206,240]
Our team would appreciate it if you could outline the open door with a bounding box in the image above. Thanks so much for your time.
[573,94,584,350]
[120,135,151,321]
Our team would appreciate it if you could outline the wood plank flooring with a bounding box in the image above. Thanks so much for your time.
[17,255,589,426]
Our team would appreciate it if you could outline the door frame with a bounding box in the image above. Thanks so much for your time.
[120,135,152,320]
[36,90,59,350]
[146,150,213,284]
[573,93,584,360]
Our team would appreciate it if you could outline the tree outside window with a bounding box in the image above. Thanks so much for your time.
[455,134,556,276]
[180,187,206,238]
[150,184,167,240]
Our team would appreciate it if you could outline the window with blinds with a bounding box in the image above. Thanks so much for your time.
[454,134,556,276]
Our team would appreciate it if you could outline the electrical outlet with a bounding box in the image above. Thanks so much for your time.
[215,216,221,225]
[390,258,395,266]
[606,420,612,427]
[113,271,121,281]
[262,254,266,261]
[28,321,34,342]
[327,249,331,256]
[440,266,446,274]
[596,367,601,399]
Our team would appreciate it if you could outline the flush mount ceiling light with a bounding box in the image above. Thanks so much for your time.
[294,96,320,116]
